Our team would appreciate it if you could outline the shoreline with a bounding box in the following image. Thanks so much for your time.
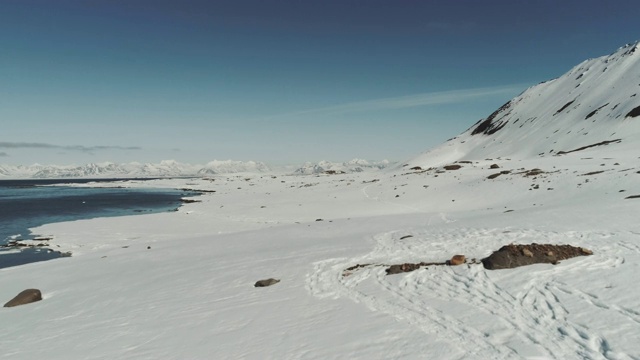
[0,178,202,268]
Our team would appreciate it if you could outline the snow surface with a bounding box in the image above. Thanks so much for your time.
[2,44,640,359]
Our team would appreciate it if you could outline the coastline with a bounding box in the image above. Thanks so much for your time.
[0,178,202,267]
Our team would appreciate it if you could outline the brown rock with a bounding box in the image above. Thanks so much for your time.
[490,164,500,169]
[482,244,592,270]
[449,255,466,266]
[254,278,280,287]
[580,248,593,255]
[386,264,405,275]
[386,263,420,274]
[522,248,534,257]
[443,164,462,171]
[4,289,42,308]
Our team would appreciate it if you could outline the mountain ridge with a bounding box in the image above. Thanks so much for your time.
[0,158,392,178]
[0,160,271,179]
[409,41,640,167]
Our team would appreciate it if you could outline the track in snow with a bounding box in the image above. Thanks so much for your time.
[306,228,639,359]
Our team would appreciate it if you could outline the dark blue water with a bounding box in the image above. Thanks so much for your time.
[0,179,198,269]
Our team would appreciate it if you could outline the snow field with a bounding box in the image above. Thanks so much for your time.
[1,150,639,359]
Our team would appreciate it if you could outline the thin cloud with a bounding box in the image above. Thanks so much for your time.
[0,142,141,152]
[264,84,527,120]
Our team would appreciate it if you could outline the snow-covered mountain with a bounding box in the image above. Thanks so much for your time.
[198,160,271,175]
[409,42,640,167]
[0,158,391,178]
[0,160,271,179]
[294,159,391,175]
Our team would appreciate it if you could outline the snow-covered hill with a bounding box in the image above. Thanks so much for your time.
[409,42,640,168]
[198,160,271,175]
[0,160,271,179]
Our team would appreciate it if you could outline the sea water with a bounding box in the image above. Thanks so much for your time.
[0,179,198,269]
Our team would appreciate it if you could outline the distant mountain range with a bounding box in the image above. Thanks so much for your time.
[409,42,640,167]
[294,159,391,175]
[0,158,391,179]
[0,160,270,179]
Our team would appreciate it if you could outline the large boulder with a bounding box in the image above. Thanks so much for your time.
[254,278,280,287]
[482,244,592,270]
[449,255,466,266]
[4,289,42,308]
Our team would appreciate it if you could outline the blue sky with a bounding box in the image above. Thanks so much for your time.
[1,0,638,166]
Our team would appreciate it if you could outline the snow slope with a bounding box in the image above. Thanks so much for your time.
[408,42,640,168]
[1,43,640,359]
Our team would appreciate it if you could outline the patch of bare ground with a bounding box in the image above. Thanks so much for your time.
[471,101,512,135]
[520,168,544,176]
[385,262,445,275]
[557,139,622,155]
[402,167,434,175]
[625,105,640,118]
[443,164,462,170]
[343,245,594,276]
[580,170,605,176]
[487,170,512,179]
[180,198,201,203]
[342,255,482,277]
[554,99,576,115]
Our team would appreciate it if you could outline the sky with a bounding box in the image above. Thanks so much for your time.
[1,0,638,166]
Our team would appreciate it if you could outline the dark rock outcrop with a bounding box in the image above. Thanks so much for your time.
[482,244,592,270]
[4,289,42,308]
[625,105,640,118]
[471,101,512,135]
[254,278,280,287]
[385,261,446,275]
[443,164,462,171]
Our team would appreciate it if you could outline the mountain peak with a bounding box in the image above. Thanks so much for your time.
[410,42,640,167]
